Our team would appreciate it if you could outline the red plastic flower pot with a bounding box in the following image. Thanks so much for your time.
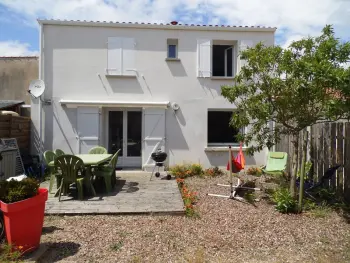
[0,188,48,254]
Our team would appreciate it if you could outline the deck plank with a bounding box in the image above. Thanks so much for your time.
[41,172,184,215]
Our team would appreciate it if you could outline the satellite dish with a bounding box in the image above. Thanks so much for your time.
[28,79,45,98]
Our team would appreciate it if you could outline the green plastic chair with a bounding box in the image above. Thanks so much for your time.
[55,149,65,157]
[44,150,59,193]
[88,146,107,154]
[94,150,120,193]
[54,155,96,201]
[263,152,288,176]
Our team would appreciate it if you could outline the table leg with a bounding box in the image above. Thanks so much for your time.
[85,166,96,196]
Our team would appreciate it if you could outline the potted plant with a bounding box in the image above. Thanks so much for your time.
[0,178,48,254]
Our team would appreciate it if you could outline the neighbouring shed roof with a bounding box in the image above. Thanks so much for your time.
[38,19,276,32]
[0,100,24,110]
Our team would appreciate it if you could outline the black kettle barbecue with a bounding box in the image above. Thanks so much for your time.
[150,149,172,180]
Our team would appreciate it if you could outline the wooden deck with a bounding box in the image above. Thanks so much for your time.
[41,172,185,215]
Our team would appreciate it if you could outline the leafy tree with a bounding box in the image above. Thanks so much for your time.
[221,25,350,197]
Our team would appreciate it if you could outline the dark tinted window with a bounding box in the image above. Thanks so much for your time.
[208,111,240,144]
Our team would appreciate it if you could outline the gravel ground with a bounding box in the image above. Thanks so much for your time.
[39,176,350,263]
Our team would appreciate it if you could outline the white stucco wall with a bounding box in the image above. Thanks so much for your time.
[32,21,275,169]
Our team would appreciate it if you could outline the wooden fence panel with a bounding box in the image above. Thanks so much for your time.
[337,123,344,196]
[330,123,337,189]
[324,123,331,188]
[0,115,31,152]
[275,121,350,203]
[317,124,324,182]
[344,123,350,203]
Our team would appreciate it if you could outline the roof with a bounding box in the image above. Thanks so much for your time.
[0,100,24,110]
[38,19,276,32]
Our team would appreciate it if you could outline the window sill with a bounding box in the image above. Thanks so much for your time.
[165,58,181,62]
[210,77,235,80]
[105,74,137,78]
[205,146,248,152]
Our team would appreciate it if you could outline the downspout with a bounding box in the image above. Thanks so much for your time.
[38,22,44,160]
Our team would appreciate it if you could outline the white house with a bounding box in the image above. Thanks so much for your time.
[31,19,276,170]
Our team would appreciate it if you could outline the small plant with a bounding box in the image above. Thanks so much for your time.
[176,178,199,217]
[0,178,39,204]
[170,163,204,178]
[110,241,123,251]
[308,201,332,218]
[0,243,22,262]
[189,164,204,177]
[243,192,256,203]
[204,167,224,177]
[246,166,263,176]
[272,188,297,213]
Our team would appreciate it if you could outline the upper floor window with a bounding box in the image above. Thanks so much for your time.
[106,37,136,76]
[198,39,245,78]
[167,39,178,59]
[212,45,233,77]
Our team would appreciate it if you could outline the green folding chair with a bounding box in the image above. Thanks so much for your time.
[44,150,59,193]
[262,152,288,176]
[94,150,120,193]
[55,149,65,157]
[54,155,96,201]
[88,146,107,154]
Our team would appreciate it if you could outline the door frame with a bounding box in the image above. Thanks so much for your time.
[105,107,143,168]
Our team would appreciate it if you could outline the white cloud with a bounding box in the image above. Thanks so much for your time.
[0,0,349,47]
[0,41,38,56]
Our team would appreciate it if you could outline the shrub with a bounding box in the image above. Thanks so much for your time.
[189,164,204,177]
[0,178,39,204]
[170,164,204,178]
[272,188,297,213]
[204,167,224,177]
[246,166,263,176]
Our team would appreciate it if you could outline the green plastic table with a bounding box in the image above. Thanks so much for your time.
[48,154,112,167]
[49,154,112,196]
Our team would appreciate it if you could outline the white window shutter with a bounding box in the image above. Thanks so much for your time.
[197,39,212,78]
[238,40,253,72]
[77,107,100,154]
[107,37,122,75]
[143,109,166,170]
[122,38,136,76]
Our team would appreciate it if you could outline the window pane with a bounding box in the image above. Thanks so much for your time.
[109,111,123,156]
[168,45,177,58]
[207,111,240,144]
[226,48,233,77]
[127,111,142,157]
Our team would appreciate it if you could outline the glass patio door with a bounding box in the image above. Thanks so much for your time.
[108,110,142,168]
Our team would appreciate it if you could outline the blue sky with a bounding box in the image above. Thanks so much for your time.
[0,0,349,56]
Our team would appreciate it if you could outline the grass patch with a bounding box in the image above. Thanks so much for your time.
[110,241,123,251]
[308,202,332,218]
[0,243,22,263]
[184,248,205,263]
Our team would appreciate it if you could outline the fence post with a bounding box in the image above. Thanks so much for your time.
[298,130,308,212]
[343,123,350,202]
[330,123,337,189]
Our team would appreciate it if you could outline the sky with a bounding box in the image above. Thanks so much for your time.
[0,0,349,56]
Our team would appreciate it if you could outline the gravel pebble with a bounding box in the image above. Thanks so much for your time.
[39,176,350,263]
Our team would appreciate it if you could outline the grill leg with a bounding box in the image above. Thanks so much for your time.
[150,164,157,181]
